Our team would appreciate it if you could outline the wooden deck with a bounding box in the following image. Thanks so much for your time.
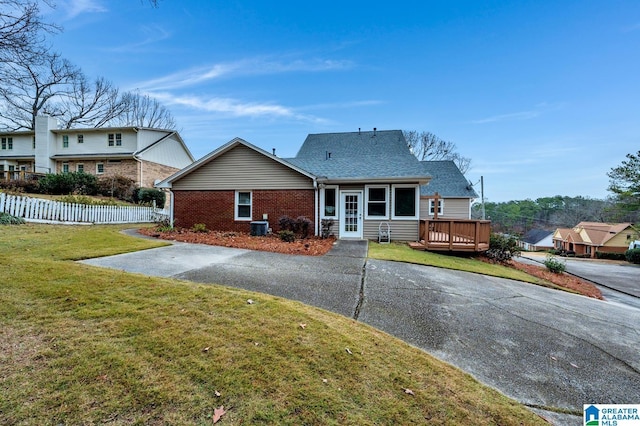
[410,219,491,252]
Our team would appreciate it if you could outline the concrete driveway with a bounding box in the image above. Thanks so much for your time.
[82,238,640,425]
[519,252,640,309]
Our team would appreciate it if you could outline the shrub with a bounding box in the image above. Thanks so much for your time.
[0,212,25,225]
[625,248,640,264]
[97,175,137,202]
[296,216,312,239]
[279,215,313,239]
[192,223,208,233]
[543,254,566,274]
[278,230,295,243]
[0,179,40,194]
[137,188,166,207]
[595,251,626,261]
[38,172,98,195]
[485,233,520,263]
[321,219,334,239]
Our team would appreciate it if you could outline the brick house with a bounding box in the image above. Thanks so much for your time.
[158,130,452,240]
[553,222,639,257]
[0,115,194,188]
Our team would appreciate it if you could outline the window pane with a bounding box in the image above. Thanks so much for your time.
[238,205,251,218]
[238,192,251,204]
[369,187,386,201]
[324,188,336,216]
[394,188,416,216]
[368,203,386,216]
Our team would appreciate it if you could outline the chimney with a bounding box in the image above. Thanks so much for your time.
[373,127,377,136]
[272,148,276,156]
[358,127,361,135]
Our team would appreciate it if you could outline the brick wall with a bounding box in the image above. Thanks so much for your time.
[54,159,178,188]
[140,160,180,188]
[173,189,316,233]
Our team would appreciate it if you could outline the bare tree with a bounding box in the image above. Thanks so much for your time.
[403,130,472,174]
[60,76,127,128]
[113,91,176,129]
[0,0,57,61]
[0,51,81,130]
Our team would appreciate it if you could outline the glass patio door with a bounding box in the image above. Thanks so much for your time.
[339,191,363,239]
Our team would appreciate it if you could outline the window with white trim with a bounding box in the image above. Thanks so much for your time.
[392,185,419,220]
[62,135,69,148]
[96,163,104,174]
[235,191,252,220]
[77,134,84,144]
[321,186,338,218]
[1,137,11,150]
[77,164,84,173]
[108,133,122,147]
[428,199,443,216]
[365,185,389,219]
[62,162,69,173]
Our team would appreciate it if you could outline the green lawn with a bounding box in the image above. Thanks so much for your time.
[369,242,553,286]
[0,224,546,425]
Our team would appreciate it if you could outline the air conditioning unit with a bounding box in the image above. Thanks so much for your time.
[250,221,269,236]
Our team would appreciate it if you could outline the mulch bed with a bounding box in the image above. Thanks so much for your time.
[495,258,603,299]
[138,228,336,256]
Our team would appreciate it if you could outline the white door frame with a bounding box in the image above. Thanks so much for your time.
[339,190,363,239]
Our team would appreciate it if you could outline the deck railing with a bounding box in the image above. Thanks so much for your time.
[418,219,491,252]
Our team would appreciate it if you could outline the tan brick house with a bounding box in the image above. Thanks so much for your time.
[553,222,639,257]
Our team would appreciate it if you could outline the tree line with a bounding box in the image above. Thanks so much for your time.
[0,0,174,131]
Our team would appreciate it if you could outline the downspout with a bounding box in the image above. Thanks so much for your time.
[169,189,175,227]
[313,179,319,237]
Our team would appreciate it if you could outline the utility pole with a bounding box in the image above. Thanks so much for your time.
[481,176,486,220]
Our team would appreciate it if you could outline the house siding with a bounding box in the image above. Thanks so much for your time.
[173,189,315,232]
[420,197,471,219]
[172,145,314,191]
[364,220,418,241]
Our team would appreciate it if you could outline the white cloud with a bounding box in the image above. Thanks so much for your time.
[105,24,172,52]
[59,0,107,19]
[471,110,540,124]
[150,91,326,123]
[133,57,354,91]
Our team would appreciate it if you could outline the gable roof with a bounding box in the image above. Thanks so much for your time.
[522,229,553,244]
[286,130,430,183]
[419,161,478,198]
[156,137,315,188]
[554,222,636,247]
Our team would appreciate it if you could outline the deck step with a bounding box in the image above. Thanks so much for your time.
[408,242,427,251]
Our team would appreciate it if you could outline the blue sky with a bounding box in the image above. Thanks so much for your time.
[44,0,640,202]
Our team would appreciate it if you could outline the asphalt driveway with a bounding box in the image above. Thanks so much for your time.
[82,237,640,425]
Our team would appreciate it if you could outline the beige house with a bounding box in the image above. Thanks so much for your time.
[0,116,194,188]
[553,222,638,257]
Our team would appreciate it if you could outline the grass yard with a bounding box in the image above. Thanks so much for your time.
[0,224,546,425]
[368,242,576,293]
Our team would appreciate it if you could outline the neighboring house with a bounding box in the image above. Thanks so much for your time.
[553,222,639,258]
[518,229,554,251]
[0,115,194,188]
[158,129,435,240]
[419,161,477,219]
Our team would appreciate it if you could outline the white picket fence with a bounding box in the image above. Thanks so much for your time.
[0,192,169,225]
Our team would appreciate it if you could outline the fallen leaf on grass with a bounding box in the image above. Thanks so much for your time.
[213,405,226,423]
[345,348,353,355]
[214,390,221,397]
[402,388,415,396]
[299,323,307,329]
[247,299,254,305]
[203,347,210,352]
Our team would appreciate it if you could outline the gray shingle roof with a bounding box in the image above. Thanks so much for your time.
[286,130,430,182]
[522,229,553,244]
[420,161,478,198]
